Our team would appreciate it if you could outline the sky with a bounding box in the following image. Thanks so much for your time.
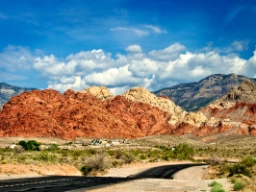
[0,0,256,95]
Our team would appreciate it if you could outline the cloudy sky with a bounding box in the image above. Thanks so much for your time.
[0,0,256,94]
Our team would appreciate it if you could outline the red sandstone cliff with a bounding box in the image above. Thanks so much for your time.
[0,88,173,140]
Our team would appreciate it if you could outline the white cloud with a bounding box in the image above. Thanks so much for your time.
[48,76,86,92]
[145,25,167,33]
[84,65,140,87]
[8,42,254,95]
[125,45,142,53]
[129,58,158,77]
[149,43,186,60]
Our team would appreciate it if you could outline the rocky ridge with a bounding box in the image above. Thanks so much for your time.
[0,88,174,140]
[1,83,254,140]
[154,73,256,111]
[201,79,256,136]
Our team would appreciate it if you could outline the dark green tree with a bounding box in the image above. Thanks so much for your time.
[18,140,40,151]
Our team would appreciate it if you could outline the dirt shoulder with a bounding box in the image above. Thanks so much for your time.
[87,162,232,192]
[0,164,81,180]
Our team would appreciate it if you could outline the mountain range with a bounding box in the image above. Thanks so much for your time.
[1,75,256,141]
[154,73,256,111]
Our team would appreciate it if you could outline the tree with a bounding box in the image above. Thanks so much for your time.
[18,140,40,151]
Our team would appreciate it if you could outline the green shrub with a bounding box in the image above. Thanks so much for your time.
[228,163,251,177]
[1,159,7,164]
[209,181,226,192]
[240,157,255,167]
[233,181,245,191]
[80,165,93,176]
[173,143,194,160]
[140,154,147,160]
[18,140,40,151]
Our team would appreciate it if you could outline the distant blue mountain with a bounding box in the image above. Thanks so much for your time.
[0,83,36,109]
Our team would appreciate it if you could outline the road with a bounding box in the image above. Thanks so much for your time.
[0,163,206,192]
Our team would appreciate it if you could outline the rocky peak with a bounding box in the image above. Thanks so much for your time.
[224,79,256,103]
[154,73,256,111]
[123,86,183,115]
[79,86,114,101]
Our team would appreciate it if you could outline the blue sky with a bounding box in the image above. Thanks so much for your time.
[0,0,256,94]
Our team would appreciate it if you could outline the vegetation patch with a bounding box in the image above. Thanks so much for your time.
[208,181,226,192]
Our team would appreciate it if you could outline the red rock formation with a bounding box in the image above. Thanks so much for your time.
[200,79,256,136]
[1,80,256,141]
[0,89,173,140]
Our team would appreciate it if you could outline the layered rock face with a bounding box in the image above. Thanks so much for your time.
[201,79,256,136]
[0,89,173,140]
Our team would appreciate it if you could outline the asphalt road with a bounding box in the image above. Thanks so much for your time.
[0,163,206,192]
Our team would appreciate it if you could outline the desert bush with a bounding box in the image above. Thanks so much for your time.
[121,153,134,164]
[233,181,245,191]
[208,181,226,192]
[173,143,194,160]
[140,154,147,160]
[80,165,93,176]
[114,150,123,159]
[228,163,251,177]
[1,159,7,164]
[14,145,24,153]
[207,156,223,165]
[86,153,110,171]
[47,144,59,151]
[240,157,255,167]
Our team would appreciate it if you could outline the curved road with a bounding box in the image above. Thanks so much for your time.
[0,163,207,192]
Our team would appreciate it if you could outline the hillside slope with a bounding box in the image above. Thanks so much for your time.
[154,73,256,111]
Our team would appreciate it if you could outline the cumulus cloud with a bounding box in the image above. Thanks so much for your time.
[24,43,256,94]
[84,65,140,87]
[149,43,186,60]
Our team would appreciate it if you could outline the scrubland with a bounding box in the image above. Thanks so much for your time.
[0,135,256,191]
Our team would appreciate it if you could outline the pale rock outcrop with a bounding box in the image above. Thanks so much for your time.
[123,86,209,127]
[79,86,114,101]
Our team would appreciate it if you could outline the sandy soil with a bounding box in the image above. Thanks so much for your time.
[0,164,81,180]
